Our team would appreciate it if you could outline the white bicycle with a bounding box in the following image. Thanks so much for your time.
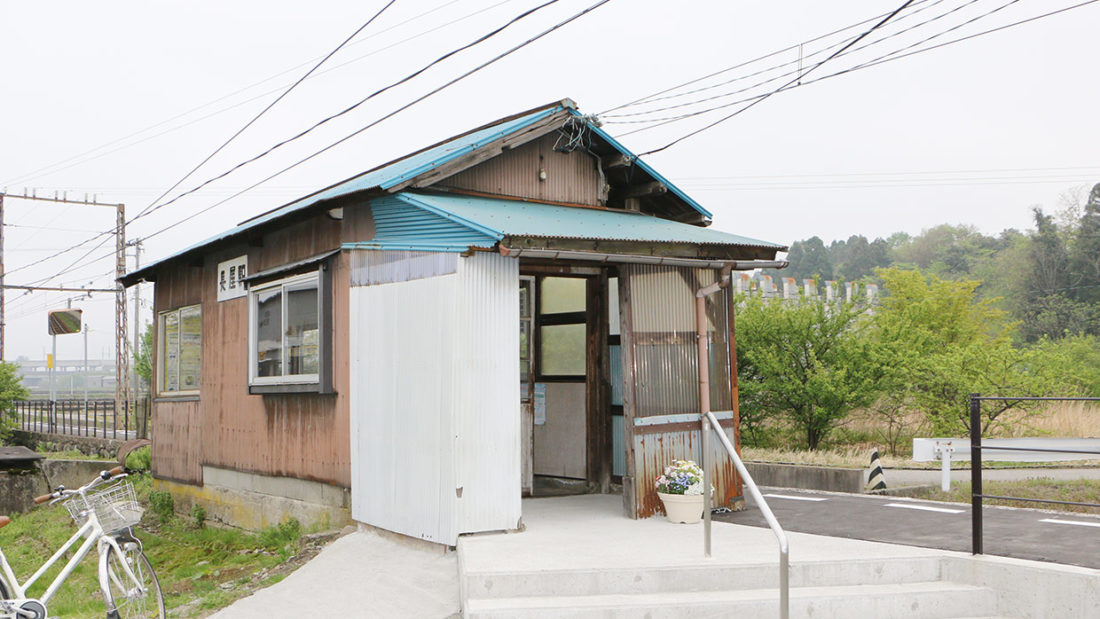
[0,466,165,619]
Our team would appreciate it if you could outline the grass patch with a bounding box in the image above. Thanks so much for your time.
[0,473,334,618]
[910,478,1100,515]
[33,448,114,461]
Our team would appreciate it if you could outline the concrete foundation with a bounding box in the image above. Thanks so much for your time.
[155,466,352,532]
[743,461,864,494]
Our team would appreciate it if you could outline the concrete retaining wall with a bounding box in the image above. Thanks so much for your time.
[156,466,351,532]
[743,462,864,494]
[11,430,124,460]
[41,459,112,491]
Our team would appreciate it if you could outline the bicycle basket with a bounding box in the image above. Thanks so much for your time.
[64,480,144,533]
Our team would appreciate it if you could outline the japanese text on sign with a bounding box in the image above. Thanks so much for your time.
[217,256,249,302]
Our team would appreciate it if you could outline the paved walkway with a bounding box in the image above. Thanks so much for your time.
[207,527,459,619]
[715,486,1100,569]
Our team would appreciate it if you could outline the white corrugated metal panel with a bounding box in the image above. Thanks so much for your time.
[452,253,522,535]
[349,249,457,286]
[350,273,458,544]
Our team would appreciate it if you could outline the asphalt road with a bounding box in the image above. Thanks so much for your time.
[713,487,1100,570]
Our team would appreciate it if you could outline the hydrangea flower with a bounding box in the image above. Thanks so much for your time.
[654,459,706,495]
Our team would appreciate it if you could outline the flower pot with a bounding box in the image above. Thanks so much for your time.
[657,492,704,524]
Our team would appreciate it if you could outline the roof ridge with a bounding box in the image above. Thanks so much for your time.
[237,99,573,227]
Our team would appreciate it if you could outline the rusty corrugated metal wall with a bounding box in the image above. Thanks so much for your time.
[621,264,739,518]
[151,214,351,489]
[440,133,602,206]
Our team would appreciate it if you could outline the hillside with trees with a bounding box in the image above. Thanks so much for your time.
[740,184,1100,453]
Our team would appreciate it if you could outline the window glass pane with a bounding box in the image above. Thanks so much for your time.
[519,280,532,319]
[609,344,623,406]
[286,283,320,376]
[256,288,283,377]
[608,277,620,336]
[178,306,202,390]
[540,277,585,314]
[539,324,586,375]
[160,312,180,392]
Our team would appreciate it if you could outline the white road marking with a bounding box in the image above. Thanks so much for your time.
[763,493,828,502]
[884,502,964,514]
[1039,518,1100,529]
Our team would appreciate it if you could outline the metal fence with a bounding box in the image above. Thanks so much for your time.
[12,397,151,440]
[969,394,1100,555]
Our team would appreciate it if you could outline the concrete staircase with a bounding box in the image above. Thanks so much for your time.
[461,556,1008,618]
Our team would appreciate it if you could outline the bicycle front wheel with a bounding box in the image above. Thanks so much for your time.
[101,543,165,619]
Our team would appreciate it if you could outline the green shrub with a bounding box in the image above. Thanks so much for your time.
[190,504,206,529]
[124,446,151,472]
[258,518,301,548]
[148,490,174,523]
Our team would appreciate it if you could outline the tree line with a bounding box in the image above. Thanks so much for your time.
[738,185,1100,452]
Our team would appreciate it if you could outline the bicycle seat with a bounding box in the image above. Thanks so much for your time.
[0,516,10,529]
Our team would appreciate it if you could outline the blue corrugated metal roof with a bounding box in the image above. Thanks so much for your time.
[126,100,738,281]
[343,192,781,251]
[350,194,499,252]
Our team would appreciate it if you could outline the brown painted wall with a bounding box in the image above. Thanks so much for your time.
[152,213,352,488]
[440,133,603,206]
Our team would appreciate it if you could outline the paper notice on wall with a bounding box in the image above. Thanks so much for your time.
[533,383,547,425]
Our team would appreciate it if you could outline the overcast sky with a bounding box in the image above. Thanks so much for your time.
[2,0,1098,362]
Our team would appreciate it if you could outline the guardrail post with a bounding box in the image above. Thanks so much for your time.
[970,393,982,555]
[702,413,712,558]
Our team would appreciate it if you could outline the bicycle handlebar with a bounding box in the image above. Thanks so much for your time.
[35,467,129,506]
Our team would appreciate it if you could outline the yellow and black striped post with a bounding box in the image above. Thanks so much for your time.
[867,448,887,492]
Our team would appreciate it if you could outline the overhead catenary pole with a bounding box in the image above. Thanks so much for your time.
[131,239,141,429]
[115,203,129,423]
[0,192,4,361]
[0,191,127,400]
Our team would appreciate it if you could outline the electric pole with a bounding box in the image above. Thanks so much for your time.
[0,191,130,414]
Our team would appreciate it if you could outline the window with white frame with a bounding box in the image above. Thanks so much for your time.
[158,304,201,395]
[249,272,322,386]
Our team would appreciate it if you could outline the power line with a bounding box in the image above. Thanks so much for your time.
[601,0,952,117]
[605,0,990,123]
[636,0,919,156]
[136,0,616,246]
[126,0,566,228]
[21,0,616,286]
[132,0,399,223]
[611,0,1096,139]
[0,0,495,188]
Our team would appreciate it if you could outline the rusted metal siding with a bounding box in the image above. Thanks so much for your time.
[627,265,732,417]
[149,213,351,489]
[199,250,351,487]
[440,133,602,206]
[151,399,203,484]
[621,264,738,518]
[633,424,739,518]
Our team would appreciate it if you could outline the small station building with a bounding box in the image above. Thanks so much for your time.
[121,99,785,544]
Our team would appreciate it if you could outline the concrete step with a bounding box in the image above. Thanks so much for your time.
[465,581,999,619]
[464,556,943,599]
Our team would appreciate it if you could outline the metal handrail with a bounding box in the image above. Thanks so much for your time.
[703,411,790,619]
[694,270,789,619]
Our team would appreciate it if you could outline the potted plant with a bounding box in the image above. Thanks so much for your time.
[655,459,707,524]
